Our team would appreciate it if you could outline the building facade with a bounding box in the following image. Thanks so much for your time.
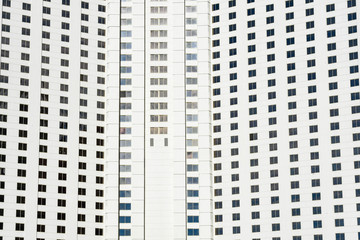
[211,0,360,239]
[0,0,359,239]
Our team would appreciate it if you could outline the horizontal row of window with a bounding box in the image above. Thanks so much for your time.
[212,0,355,11]
[8,223,104,235]
[2,0,106,11]
[212,191,359,210]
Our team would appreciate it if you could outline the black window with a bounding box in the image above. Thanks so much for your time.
[326,4,335,12]
[286,12,294,20]
[286,0,294,8]
[266,4,274,12]
[247,8,255,16]
[212,3,219,11]
[348,0,356,8]
[229,0,236,7]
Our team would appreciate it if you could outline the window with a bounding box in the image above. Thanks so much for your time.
[286,38,295,45]
[306,34,315,42]
[306,21,314,29]
[266,4,274,11]
[350,65,359,73]
[212,16,219,23]
[252,225,260,232]
[306,8,314,16]
[286,51,295,59]
[188,229,199,236]
[306,47,315,56]
[333,191,343,199]
[349,39,358,47]
[327,17,336,25]
[267,29,275,36]
[229,0,236,7]
[287,63,295,71]
[313,220,322,229]
[288,102,297,110]
[331,136,340,144]
[331,122,340,130]
[272,210,280,218]
[248,20,255,27]
[310,207,321,217]
[212,3,219,11]
[348,0,357,7]
[311,165,320,173]
[351,79,359,87]
[286,0,294,7]
[335,233,345,240]
[267,16,274,24]
[327,30,336,38]
[286,12,294,20]
[286,25,294,32]
[229,36,236,44]
[248,45,256,52]
[269,117,277,125]
[326,4,335,12]
[349,52,358,60]
[267,41,275,49]
[247,8,255,16]
[333,177,342,185]
[212,28,220,35]
[268,54,275,61]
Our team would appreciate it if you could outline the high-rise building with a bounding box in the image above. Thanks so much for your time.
[211,0,359,239]
[0,0,359,240]
[0,0,108,239]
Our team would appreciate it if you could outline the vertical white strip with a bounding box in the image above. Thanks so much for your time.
[105,0,120,239]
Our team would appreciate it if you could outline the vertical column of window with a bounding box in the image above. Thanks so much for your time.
[210,1,224,237]
[37,14,52,235]
[0,6,11,200]
[0,0,9,226]
[119,8,132,237]
[79,1,106,237]
[264,3,282,237]
[347,2,360,236]
[322,11,339,236]
[40,5,52,205]
[14,2,32,238]
[247,14,257,202]
[94,2,106,236]
[0,0,12,166]
[247,3,261,237]
[325,4,347,235]
[149,4,168,143]
[245,1,258,236]
[226,0,241,237]
[353,79,360,237]
[0,0,12,234]
[78,10,89,233]
[305,3,324,237]
[119,2,132,238]
[42,1,63,237]
[284,2,303,239]
[325,3,344,236]
[58,3,70,236]
[346,1,359,236]
[46,1,68,237]
[19,7,31,217]
[148,4,168,140]
[185,1,200,237]
[347,0,360,158]
[79,0,89,233]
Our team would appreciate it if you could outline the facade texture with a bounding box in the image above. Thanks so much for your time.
[0,0,359,239]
